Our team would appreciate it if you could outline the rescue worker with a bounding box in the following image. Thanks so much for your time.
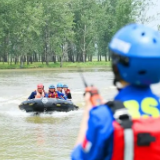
[71,23,160,159]
[47,85,58,98]
[57,83,67,100]
[28,83,47,99]
[57,83,63,92]
[63,84,72,100]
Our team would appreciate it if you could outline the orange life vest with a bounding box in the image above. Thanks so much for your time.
[48,91,58,98]
[35,90,45,98]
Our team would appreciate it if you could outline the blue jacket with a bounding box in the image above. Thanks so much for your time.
[57,91,67,100]
[28,91,48,99]
[71,85,160,160]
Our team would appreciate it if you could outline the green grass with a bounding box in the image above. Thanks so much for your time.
[0,61,111,69]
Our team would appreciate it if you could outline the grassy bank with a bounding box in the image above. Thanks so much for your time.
[0,61,111,69]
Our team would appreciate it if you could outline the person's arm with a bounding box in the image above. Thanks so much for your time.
[28,92,35,99]
[63,93,67,100]
[59,92,67,100]
[75,93,92,145]
[67,92,72,99]
[71,103,114,160]
[45,92,48,98]
[56,91,63,99]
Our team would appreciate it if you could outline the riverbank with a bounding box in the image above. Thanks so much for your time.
[0,61,111,69]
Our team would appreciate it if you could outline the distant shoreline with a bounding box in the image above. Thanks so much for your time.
[0,61,111,70]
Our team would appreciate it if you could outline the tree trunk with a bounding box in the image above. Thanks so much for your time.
[3,53,7,62]
[60,57,62,67]
[108,50,111,61]
[85,54,87,62]
[82,25,86,62]
[98,52,100,61]
[60,44,65,67]
[72,54,75,63]
[34,52,38,62]
[68,52,72,62]
[27,55,29,65]
[39,54,41,62]
[89,55,92,62]
[15,57,18,65]
[24,56,26,62]
[20,56,24,68]
[10,57,12,65]
[45,47,48,65]
[52,53,56,63]
[30,56,33,64]
[76,53,79,62]
[3,35,9,63]
[44,26,49,65]
[42,54,45,64]
[105,52,107,62]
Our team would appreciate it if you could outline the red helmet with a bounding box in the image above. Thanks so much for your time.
[37,83,43,89]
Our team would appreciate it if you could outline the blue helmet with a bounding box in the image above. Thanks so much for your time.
[49,85,55,89]
[63,84,68,88]
[57,83,63,88]
[109,23,160,86]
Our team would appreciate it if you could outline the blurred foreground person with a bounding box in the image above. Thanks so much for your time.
[71,24,160,160]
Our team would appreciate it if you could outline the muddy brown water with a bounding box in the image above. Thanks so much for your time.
[0,68,160,160]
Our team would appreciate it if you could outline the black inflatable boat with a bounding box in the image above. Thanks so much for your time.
[19,98,79,113]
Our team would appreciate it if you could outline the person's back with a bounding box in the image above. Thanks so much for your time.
[115,85,160,118]
[71,23,160,160]
[72,86,160,159]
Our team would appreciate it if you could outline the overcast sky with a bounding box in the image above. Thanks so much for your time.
[145,0,160,30]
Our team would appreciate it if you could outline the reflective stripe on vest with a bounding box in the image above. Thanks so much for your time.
[124,129,133,160]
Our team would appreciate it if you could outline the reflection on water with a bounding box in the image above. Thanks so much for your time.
[0,68,160,159]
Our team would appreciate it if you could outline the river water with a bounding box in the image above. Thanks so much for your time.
[0,68,160,160]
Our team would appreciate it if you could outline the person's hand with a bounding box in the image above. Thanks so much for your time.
[75,86,105,146]
[84,86,104,108]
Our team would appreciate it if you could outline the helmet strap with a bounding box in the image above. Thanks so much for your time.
[112,64,123,92]
[113,79,123,91]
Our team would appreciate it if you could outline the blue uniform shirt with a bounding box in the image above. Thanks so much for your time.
[71,85,160,160]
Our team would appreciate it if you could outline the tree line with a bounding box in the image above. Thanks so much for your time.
[0,0,148,67]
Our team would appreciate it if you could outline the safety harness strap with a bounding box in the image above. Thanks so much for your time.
[106,101,133,160]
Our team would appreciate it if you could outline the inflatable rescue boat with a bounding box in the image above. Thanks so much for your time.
[19,98,79,113]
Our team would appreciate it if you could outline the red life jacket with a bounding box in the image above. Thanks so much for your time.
[48,91,58,98]
[65,89,70,95]
[107,101,160,160]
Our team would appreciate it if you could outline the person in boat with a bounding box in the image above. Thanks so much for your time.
[47,85,58,98]
[71,24,160,159]
[56,83,63,92]
[63,84,72,100]
[28,83,47,99]
[56,83,67,100]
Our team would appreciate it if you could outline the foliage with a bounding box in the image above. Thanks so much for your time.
[0,0,147,67]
